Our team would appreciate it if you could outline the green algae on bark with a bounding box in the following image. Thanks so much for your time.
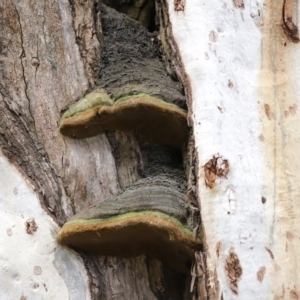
[61,89,113,121]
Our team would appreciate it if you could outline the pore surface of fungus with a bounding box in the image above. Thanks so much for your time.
[60,94,188,148]
[57,179,201,273]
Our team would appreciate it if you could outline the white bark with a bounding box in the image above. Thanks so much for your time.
[168,0,300,299]
[0,151,90,299]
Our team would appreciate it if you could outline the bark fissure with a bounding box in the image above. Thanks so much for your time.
[156,0,193,124]
[156,2,213,299]
[81,253,103,299]
[68,0,102,87]
[14,5,37,129]
[192,252,209,300]
[0,89,64,219]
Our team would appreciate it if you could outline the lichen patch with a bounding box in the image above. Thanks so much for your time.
[203,154,229,188]
[25,218,38,234]
[61,89,113,121]
[225,248,242,295]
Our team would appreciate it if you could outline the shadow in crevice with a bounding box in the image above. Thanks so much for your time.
[102,0,157,32]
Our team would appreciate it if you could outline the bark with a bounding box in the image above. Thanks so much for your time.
[0,0,194,299]
[167,0,300,299]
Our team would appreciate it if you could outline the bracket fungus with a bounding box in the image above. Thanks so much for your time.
[57,178,201,274]
[59,92,188,148]
[58,1,197,277]
[59,4,189,148]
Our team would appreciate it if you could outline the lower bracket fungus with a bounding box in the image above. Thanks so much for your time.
[57,178,201,274]
[59,93,188,148]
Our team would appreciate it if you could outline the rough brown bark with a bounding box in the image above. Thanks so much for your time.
[0,0,196,298]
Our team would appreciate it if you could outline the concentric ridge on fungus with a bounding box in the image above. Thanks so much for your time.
[59,92,188,148]
[57,184,201,274]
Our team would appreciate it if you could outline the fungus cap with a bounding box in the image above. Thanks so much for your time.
[57,184,201,273]
[60,93,188,148]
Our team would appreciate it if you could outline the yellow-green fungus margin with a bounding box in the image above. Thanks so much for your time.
[57,211,201,274]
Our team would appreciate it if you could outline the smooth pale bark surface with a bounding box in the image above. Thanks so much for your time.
[168,0,300,299]
[0,150,90,300]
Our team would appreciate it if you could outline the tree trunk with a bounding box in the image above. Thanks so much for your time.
[2,0,300,299]
[0,0,192,299]
[167,0,300,299]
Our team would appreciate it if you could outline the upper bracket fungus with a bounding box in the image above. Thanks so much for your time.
[59,4,189,148]
[60,93,189,148]
[57,178,201,274]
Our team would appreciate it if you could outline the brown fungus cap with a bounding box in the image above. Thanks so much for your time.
[57,181,201,274]
[59,93,189,149]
